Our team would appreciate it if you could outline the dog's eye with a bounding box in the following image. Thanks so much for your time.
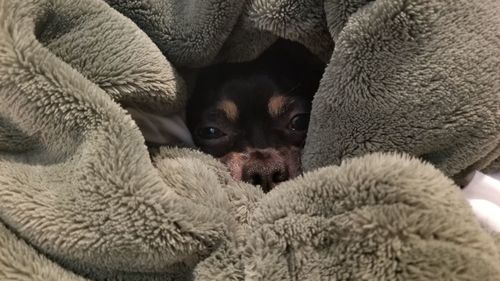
[289,114,310,131]
[196,127,226,139]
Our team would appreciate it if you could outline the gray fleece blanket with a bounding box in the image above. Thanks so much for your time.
[1,0,499,280]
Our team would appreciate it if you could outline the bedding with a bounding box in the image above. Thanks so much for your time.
[1,0,499,280]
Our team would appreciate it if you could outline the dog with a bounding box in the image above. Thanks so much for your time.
[187,41,323,192]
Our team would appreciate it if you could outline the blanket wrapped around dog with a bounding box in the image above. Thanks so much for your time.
[1,0,499,280]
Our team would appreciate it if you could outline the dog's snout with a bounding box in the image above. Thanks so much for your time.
[242,150,289,192]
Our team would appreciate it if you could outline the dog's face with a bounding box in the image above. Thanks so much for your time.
[189,75,312,191]
[187,43,321,192]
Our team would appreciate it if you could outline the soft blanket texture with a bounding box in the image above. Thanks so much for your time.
[1,0,499,280]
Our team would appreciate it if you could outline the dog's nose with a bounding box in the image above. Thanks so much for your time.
[242,150,289,192]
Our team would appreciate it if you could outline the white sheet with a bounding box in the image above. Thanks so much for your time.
[463,171,500,232]
[125,107,195,148]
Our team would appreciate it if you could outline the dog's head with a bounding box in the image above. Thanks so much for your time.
[187,43,322,192]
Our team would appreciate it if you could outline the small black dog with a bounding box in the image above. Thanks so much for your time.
[187,41,323,192]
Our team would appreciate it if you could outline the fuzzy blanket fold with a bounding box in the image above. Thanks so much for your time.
[1,0,499,280]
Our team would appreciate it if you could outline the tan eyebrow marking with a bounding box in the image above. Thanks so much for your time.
[216,100,238,122]
[268,95,291,118]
